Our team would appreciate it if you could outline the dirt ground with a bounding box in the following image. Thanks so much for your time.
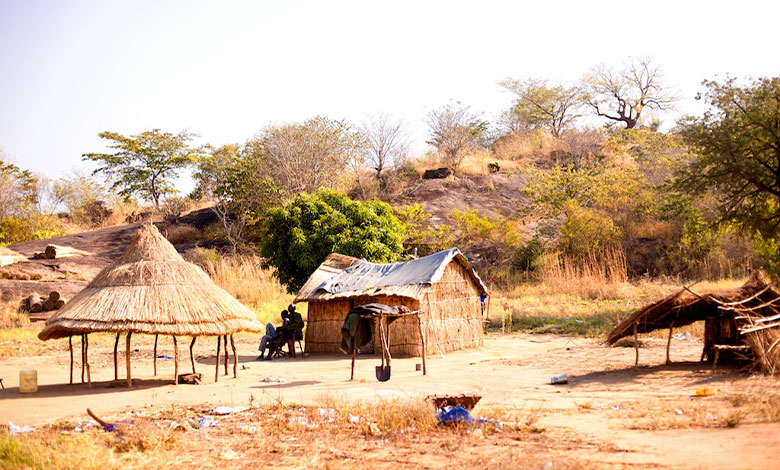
[1,333,779,469]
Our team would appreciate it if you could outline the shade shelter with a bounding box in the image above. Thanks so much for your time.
[607,271,780,372]
[38,224,263,386]
[295,248,488,358]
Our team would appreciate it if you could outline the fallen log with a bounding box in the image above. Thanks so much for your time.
[28,293,43,313]
[54,298,66,309]
[44,245,57,259]
[48,291,61,302]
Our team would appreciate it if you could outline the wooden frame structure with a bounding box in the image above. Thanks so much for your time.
[350,310,427,380]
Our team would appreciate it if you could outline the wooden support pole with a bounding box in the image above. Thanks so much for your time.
[126,332,132,388]
[223,335,229,376]
[68,335,73,385]
[85,334,91,388]
[190,337,197,374]
[215,335,221,383]
[633,322,639,369]
[666,324,674,365]
[81,334,85,383]
[173,336,179,386]
[350,337,356,381]
[230,335,237,378]
[114,333,120,381]
[153,335,158,376]
[417,313,427,375]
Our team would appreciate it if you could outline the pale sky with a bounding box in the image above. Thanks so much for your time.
[1,0,778,193]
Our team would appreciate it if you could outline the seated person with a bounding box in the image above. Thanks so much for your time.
[257,310,289,360]
[266,304,304,358]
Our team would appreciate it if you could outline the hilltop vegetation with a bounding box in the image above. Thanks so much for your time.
[1,70,778,294]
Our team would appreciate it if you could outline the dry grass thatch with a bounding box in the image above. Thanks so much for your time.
[607,271,775,344]
[607,271,780,373]
[38,224,263,340]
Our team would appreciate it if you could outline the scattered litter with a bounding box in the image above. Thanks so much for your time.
[329,447,351,459]
[73,420,100,433]
[156,355,174,359]
[240,425,257,434]
[213,405,249,415]
[675,409,685,415]
[219,449,240,460]
[348,414,363,424]
[470,428,484,438]
[551,374,568,385]
[261,376,285,383]
[610,405,622,411]
[103,424,115,432]
[437,406,475,426]
[695,388,716,396]
[196,416,218,429]
[8,421,35,435]
[288,416,317,428]
[706,412,718,422]
[543,462,554,470]
[168,421,185,432]
[367,422,380,436]
[673,332,690,341]
[318,407,336,422]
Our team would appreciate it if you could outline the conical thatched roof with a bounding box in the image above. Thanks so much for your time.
[38,224,263,340]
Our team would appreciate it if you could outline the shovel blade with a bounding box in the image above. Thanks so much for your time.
[375,365,391,382]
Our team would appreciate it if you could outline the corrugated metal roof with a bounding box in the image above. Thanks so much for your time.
[294,248,487,303]
[293,253,360,303]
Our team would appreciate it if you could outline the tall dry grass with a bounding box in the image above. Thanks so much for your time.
[185,247,298,324]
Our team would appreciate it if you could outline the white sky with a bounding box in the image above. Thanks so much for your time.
[1,0,778,194]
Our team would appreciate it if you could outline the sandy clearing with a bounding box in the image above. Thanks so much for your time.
[1,333,778,469]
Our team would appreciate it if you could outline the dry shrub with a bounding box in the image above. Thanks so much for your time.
[0,428,113,470]
[162,225,200,245]
[185,248,294,323]
[743,328,780,375]
[0,300,28,329]
[492,129,560,164]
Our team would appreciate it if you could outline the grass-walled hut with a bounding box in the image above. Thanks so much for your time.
[38,224,263,386]
[295,248,488,357]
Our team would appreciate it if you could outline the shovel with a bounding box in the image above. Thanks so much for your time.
[375,365,391,382]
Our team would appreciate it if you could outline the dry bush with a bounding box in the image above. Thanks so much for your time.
[743,328,780,375]
[185,248,294,323]
[492,129,560,164]
[161,225,200,245]
[0,301,27,329]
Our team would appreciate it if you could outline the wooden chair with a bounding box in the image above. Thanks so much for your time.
[286,328,304,358]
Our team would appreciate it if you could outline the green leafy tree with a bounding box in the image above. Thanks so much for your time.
[196,144,280,250]
[499,78,583,137]
[83,129,201,207]
[0,157,36,219]
[677,76,780,238]
[260,189,405,292]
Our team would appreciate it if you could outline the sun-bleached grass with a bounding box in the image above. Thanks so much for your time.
[185,248,300,325]
[0,398,567,470]
[489,262,746,337]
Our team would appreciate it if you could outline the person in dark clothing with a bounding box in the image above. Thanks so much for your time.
[277,304,304,341]
[257,310,289,360]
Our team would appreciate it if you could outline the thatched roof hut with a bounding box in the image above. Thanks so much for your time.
[295,248,488,357]
[607,271,780,372]
[38,224,263,386]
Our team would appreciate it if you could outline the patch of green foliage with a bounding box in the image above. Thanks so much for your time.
[261,189,405,293]
[511,309,626,336]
